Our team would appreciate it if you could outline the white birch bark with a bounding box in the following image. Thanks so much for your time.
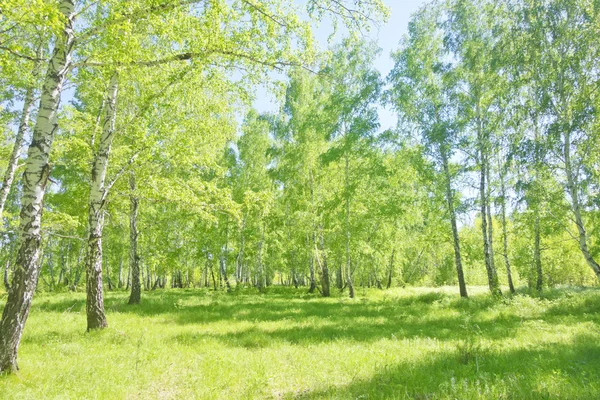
[557,72,600,281]
[476,101,501,295]
[128,172,141,305]
[0,0,76,373]
[564,129,600,281]
[0,73,38,218]
[440,146,468,298]
[345,152,354,299]
[86,73,119,330]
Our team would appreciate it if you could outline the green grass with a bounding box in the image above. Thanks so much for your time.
[1,286,599,399]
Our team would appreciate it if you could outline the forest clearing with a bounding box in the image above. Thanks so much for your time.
[2,0,600,398]
[1,286,599,399]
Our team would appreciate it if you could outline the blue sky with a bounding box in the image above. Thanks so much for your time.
[254,0,428,130]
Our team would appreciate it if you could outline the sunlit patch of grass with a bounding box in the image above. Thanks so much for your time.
[0,285,599,399]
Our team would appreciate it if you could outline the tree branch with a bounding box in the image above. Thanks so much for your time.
[74,48,318,74]
[0,45,46,62]
[241,0,291,29]
[103,151,142,201]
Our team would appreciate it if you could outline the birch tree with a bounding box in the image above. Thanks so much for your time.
[0,0,76,373]
[445,0,503,294]
[519,0,600,281]
[321,39,382,298]
[388,4,469,297]
[0,37,46,219]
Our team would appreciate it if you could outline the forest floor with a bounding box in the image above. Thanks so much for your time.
[0,285,599,399]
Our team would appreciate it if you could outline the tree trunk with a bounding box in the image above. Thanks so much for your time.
[118,255,123,289]
[563,130,600,281]
[441,147,468,298]
[103,249,114,291]
[480,159,500,295]
[85,73,119,331]
[486,166,496,271]
[146,262,151,290]
[374,265,382,289]
[220,218,232,292]
[345,153,354,299]
[386,249,394,289]
[203,260,209,288]
[292,265,298,288]
[105,262,113,291]
[308,171,317,293]
[128,172,141,304]
[477,104,501,296]
[47,242,56,291]
[534,213,543,291]
[221,258,230,294]
[317,230,330,297]
[237,216,246,286]
[256,223,265,292]
[0,0,75,373]
[486,163,498,285]
[0,44,44,219]
[308,233,316,293]
[210,265,217,291]
[499,167,515,294]
[72,244,84,291]
[63,240,71,286]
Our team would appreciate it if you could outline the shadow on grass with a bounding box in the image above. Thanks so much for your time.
[23,287,600,349]
[285,333,600,399]
[170,309,521,348]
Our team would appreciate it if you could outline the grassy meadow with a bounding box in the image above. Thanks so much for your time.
[0,286,599,399]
